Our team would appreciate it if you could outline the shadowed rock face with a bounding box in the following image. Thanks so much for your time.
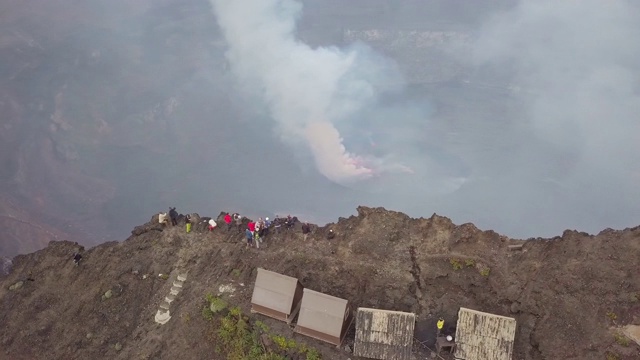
[1,206,638,360]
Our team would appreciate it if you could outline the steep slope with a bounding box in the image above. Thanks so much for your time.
[0,206,639,360]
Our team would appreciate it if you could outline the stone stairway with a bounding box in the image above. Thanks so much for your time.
[154,273,188,325]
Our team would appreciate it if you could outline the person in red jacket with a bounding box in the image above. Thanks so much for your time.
[248,221,256,233]
[224,213,232,231]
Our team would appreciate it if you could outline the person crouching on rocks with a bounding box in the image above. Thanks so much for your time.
[437,318,445,337]
[159,212,169,227]
[72,252,83,266]
[208,218,217,231]
[326,229,335,240]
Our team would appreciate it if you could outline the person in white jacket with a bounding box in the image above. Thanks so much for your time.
[208,219,217,231]
[158,212,169,226]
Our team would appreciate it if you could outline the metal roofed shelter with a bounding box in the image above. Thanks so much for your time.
[353,308,416,360]
[454,307,517,360]
[250,268,303,324]
[294,289,355,346]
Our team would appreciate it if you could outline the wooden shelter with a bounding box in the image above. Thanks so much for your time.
[353,308,416,360]
[250,268,303,324]
[454,307,517,360]
[294,289,354,346]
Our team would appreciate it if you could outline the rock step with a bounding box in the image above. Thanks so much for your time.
[165,294,176,303]
[155,309,171,325]
[170,287,181,295]
[159,301,170,310]
[157,308,169,315]
[173,281,183,288]
[177,274,187,282]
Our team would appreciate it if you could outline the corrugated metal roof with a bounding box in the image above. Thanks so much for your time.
[296,289,349,338]
[454,307,517,360]
[250,268,299,315]
[354,308,416,360]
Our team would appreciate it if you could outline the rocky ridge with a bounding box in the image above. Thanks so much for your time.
[0,206,639,360]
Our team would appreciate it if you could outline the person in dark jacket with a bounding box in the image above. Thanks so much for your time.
[285,215,294,230]
[72,252,82,266]
[326,229,335,240]
[233,213,242,232]
[301,222,311,241]
[169,207,178,226]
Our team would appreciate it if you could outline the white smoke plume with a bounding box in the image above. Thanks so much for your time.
[210,0,404,184]
[208,0,640,237]
[442,0,640,236]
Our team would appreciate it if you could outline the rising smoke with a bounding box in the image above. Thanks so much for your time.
[1,0,637,255]
[441,0,640,236]
[209,0,640,238]
[210,0,419,184]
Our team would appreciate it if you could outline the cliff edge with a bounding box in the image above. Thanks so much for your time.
[1,206,639,360]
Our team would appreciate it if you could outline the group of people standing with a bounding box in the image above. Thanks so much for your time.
[158,208,331,249]
[243,217,271,249]
[222,213,243,232]
[158,208,198,233]
[222,213,304,249]
[158,208,179,227]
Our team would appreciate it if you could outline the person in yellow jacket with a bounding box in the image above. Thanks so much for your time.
[185,214,192,233]
[437,318,445,337]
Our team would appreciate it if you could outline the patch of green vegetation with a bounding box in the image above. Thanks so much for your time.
[613,332,629,347]
[182,312,191,324]
[206,294,228,314]
[305,348,321,360]
[202,306,215,321]
[606,311,617,321]
[207,300,322,360]
[296,342,308,354]
[464,259,475,267]
[231,269,242,278]
[480,268,491,277]
[255,320,270,333]
[271,335,289,350]
[606,351,620,360]
[159,274,170,280]
[449,258,463,270]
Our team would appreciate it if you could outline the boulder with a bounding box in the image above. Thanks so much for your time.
[9,281,23,291]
